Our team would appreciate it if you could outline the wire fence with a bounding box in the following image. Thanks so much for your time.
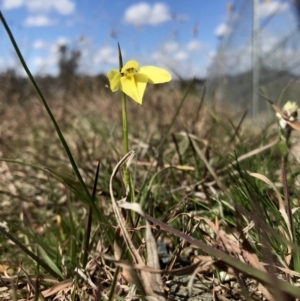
[205,0,300,116]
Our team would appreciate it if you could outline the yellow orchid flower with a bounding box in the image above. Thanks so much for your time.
[107,60,172,104]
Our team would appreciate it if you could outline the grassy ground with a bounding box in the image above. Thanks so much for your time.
[2,80,300,300]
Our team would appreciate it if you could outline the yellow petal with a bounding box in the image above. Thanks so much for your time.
[121,60,140,73]
[107,69,121,92]
[140,66,172,84]
[120,73,147,104]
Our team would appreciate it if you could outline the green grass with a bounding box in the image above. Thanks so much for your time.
[2,11,300,301]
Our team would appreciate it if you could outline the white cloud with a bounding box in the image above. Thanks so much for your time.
[174,50,188,61]
[0,58,4,70]
[124,2,171,26]
[151,50,208,79]
[0,55,18,72]
[33,56,56,68]
[258,1,289,19]
[56,37,69,46]
[24,15,56,27]
[152,51,165,62]
[33,40,47,49]
[210,29,286,77]
[214,23,232,38]
[32,55,59,75]
[31,37,73,74]
[94,45,118,65]
[27,0,75,15]
[33,38,69,52]
[153,49,188,62]
[2,0,75,15]
[2,0,23,9]
[48,37,70,55]
[208,50,216,61]
[211,29,282,77]
[162,41,179,53]
[259,30,279,53]
[186,40,204,52]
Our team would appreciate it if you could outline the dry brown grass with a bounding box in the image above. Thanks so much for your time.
[2,86,294,301]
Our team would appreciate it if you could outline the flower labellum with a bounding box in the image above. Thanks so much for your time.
[276,101,300,130]
[107,60,172,104]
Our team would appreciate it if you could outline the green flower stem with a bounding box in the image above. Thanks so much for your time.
[121,91,130,189]
[121,91,135,205]
[118,45,134,204]
[121,92,129,154]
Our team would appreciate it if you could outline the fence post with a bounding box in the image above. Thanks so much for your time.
[252,0,260,116]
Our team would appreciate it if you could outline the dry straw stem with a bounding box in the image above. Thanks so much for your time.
[143,213,300,298]
[249,173,293,255]
[189,136,226,191]
[181,215,275,300]
[100,252,210,278]
[109,151,165,301]
[137,136,279,177]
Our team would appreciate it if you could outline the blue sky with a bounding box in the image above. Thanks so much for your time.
[0,0,297,78]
